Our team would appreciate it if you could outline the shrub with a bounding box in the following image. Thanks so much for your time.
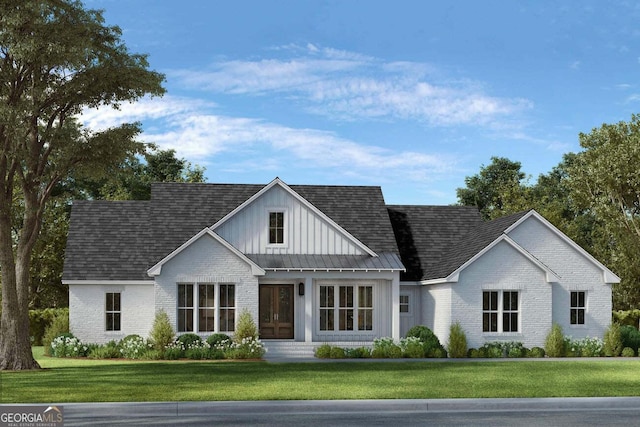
[603,323,623,357]
[622,347,635,357]
[119,334,149,359]
[227,337,265,359]
[88,340,121,359]
[345,347,371,358]
[329,346,346,359]
[400,337,426,358]
[372,337,402,358]
[429,347,447,358]
[29,308,69,346]
[620,325,640,352]
[406,325,445,356]
[185,343,210,360]
[207,333,231,347]
[468,348,483,358]
[50,333,88,358]
[544,323,566,357]
[149,310,174,354]
[177,333,202,348]
[528,347,545,358]
[42,312,70,356]
[575,337,603,357]
[479,342,504,358]
[447,322,467,358]
[315,344,332,359]
[164,341,185,360]
[234,309,258,343]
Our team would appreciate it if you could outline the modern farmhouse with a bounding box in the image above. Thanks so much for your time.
[62,177,619,349]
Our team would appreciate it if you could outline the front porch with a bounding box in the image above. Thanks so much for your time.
[262,340,373,360]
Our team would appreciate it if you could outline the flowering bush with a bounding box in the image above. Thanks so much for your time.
[119,334,151,359]
[50,334,88,358]
[227,337,266,359]
[372,337,402,358]
[565,336,603,357]
[399,336,425,358]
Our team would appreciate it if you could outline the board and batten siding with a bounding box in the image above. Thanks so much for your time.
[215,185,364,255]
[399,283,421,337]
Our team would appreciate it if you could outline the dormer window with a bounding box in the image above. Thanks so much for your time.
[269,211,284,244]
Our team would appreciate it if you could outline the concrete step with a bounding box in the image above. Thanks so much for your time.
[262,341,372,360]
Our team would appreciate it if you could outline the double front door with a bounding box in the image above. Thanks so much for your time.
[259,285,294,339]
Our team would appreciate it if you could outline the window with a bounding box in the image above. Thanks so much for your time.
[571,291,586,325]
[482,291,498,332]
[483,291,518,333]
[319,284,373,332]
[399,294,410,314]
[269,211,284,244]
[198,284,215,332]
[179,283,236,333]
[319,286,335,331]
[178,284,194,332]
[106,292,121,331]
[219,284,235,332]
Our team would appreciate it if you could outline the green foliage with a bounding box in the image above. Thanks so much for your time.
[603,323,623,357]
[315,344,332,359]
[88,341,121,359]
[399,337,426,358]
[227,337,265,359]
[177,333,202,348]
[234,309,258,343]
[405,325,446,357]
[50,334,88,358]
[527,347,546,358]
[622,347,636,357]
[345,347,372,358]
[329,346,346,359]
[372,337,402,358]
[149,310,174,354]
[42,312,70,356]
[206,333,231,347]
[613,310,640,328]
[544,324,566,357]
[447,322,468,358]
[620,325,640,352]
[29,308,69,346]
[565,336,603,357]
[119,335,149,359]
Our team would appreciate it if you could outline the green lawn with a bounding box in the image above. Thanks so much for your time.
[2,347,640,403]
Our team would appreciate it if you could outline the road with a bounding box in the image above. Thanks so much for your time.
[58,397,640,426]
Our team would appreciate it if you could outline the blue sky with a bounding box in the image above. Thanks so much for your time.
[82,1,640,204]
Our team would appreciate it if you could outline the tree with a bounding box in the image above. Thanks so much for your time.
[456,156,528,219]
[568,115,640,308]
[0,0,164,370]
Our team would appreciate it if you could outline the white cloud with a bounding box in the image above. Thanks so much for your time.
[169,44,531,127]
[79,95,456,184]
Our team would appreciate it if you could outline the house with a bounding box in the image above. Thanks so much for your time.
[62,177,619,350]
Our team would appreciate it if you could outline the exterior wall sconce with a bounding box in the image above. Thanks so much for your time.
[298,282,305,296]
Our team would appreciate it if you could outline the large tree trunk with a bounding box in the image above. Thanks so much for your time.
[0,207,40,370]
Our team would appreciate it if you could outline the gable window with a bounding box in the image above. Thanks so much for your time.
[269,211,284,244]
[399,294,410,314]
[106,292,121,331]
[570,291,586,325]
[483,291,518,333]
[179,283,236,333]
[319,284,373,332]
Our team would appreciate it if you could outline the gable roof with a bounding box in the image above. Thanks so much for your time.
[63,180,400,282]
[387,205,484,281]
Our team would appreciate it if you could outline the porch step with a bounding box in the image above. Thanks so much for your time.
[262,341,372,360]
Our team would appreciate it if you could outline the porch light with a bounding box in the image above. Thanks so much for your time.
[298,282,305,296]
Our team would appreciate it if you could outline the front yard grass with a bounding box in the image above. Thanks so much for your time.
[2,347,640,403]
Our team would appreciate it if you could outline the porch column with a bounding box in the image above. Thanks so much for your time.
[304,278,313,342]
[391,275,400,341]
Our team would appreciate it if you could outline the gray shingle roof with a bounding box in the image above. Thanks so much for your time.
[388,206,530,281]
[63,182,400,281]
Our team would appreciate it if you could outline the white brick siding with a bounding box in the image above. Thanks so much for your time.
[154,232,260,337]
[69,283,155,344]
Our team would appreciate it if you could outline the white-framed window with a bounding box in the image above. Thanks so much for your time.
[268,211,285,245]
[178,284,194,332]
[570,291,586,325]
[219,284,236,333]
[177,283,236,333]
[399,294,410,314]
[106,292,121,331]
[483,290,519,333]
[319,284,373,332]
